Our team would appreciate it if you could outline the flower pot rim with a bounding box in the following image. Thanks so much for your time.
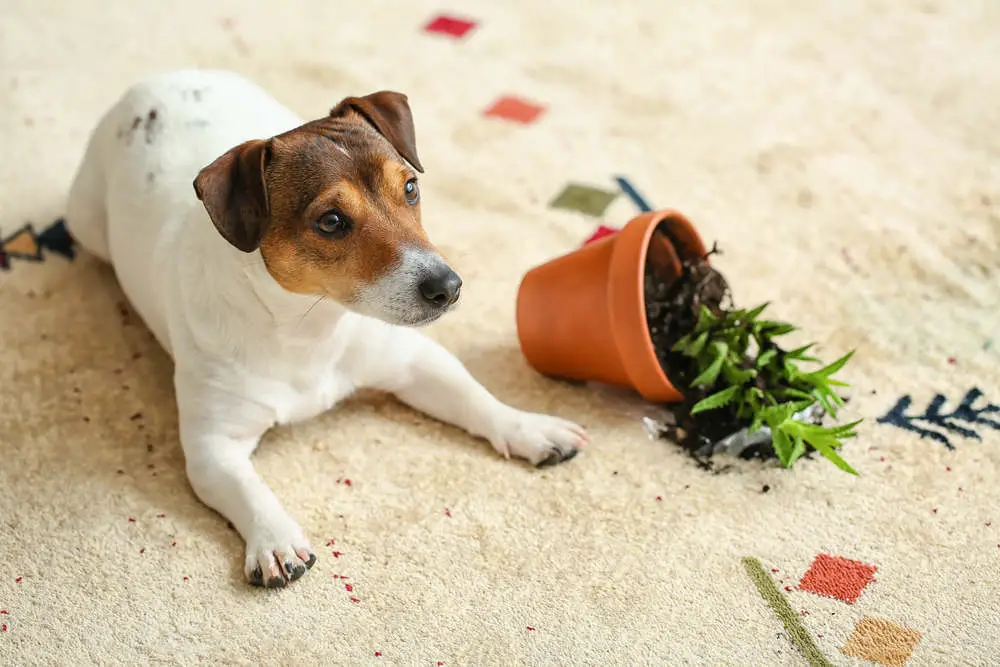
[608,209,707,403]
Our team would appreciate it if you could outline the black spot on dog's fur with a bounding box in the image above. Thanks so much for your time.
[144,109,159,144]
[118,116,143,143]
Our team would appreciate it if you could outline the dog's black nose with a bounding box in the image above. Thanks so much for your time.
[418,268,462,308]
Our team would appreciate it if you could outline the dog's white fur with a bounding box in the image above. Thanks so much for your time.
[66,69,586,586]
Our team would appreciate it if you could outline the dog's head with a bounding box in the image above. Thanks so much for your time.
[192,91,461,327]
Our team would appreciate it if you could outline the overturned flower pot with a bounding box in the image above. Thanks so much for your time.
[516,209,862,474]
[515,209,707,403]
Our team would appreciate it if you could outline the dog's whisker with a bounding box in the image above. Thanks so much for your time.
[296,296,326,331]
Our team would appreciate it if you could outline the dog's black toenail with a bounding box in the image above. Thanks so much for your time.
[249,567,264,586]
[561,447,580,462]
[284,561,294,573]
[265,575,286,588]
[536,449,561,468]
[305,553,317,569]
[288,564,307,581]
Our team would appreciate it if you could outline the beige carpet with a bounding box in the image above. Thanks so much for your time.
[2,1,1000,665]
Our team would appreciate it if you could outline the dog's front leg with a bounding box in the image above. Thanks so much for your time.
[372,331,588,466]
[176,373,315,588]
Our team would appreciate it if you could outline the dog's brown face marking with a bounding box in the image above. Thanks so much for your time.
[193,91,462,325]
[258,120,430,302]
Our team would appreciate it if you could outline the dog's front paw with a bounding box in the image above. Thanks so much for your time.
[489,407,588,467]
[244,518,316,589]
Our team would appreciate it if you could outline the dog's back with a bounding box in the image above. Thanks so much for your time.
[65,69,303,349]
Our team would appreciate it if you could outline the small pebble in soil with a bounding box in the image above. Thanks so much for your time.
[761,484,771,493]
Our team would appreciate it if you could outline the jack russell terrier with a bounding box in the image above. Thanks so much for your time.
[65,69,587,588]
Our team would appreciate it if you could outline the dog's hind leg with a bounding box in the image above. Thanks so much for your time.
[65,109,116,262]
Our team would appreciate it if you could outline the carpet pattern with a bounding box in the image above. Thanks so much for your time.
[2,1,999,665]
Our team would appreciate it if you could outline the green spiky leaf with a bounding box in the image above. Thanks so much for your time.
[694,306,719,334]
[811,350,855,378]
[755,348,778,369]
[805,433,859,475]
[690,342,728,387]
[744,302,770,321]
[722,362,756,385]
[690,385,741,415]
[757,321,797,336]
[771,428,795,467]
[687,331,710,357]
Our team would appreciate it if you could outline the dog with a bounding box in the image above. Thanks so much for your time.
[65,69,587,588]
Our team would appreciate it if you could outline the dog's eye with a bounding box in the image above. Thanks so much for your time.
[404,178,419,205]
[315,210,353,239]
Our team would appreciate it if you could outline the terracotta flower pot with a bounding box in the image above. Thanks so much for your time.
[515,209,708,403]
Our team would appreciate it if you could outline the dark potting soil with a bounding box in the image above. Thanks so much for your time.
[642,227,784,468]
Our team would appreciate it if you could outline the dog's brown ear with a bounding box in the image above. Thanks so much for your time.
[193,139,272,252]
[331,91,423,173]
